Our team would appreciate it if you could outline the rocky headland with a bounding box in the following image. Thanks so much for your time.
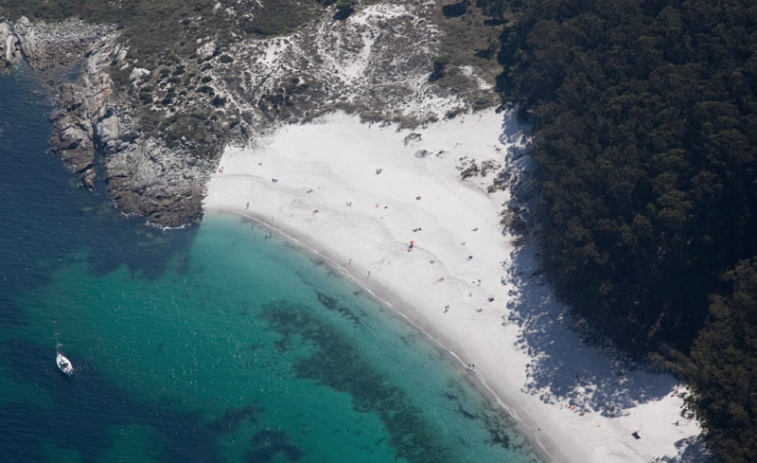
[0,1,503,227]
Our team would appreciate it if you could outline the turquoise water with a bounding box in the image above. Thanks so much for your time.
[0,68,545,463]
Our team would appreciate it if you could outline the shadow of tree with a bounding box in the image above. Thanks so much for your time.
[497,110,688,421]
[652,436,711,463]
[495,109,710,462]
[503,240,677,418]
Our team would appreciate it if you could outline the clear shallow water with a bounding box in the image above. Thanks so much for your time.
[0,68,545,463]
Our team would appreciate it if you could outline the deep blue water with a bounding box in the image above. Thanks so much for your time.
[0,67,546,463]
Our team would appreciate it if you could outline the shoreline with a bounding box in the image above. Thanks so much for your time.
[203,109,702,463]
[206,206,568,463]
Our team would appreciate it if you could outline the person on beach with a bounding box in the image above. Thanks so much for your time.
[245,202,249,210]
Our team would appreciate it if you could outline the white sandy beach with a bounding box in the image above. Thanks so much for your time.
[203,109,702,463]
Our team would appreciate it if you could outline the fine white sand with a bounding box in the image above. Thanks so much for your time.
[204,109,702,463]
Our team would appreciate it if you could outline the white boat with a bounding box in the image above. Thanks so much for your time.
[56,351,74,376]
[54,322,74,377]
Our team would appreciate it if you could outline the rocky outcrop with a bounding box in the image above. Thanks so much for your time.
[101,136,212,227]
[2,1,500,228]
[52,34,214,227]
[2,15,109,192]
[46,31,117,193]
[11,16,115,72]
[0,19,22,70]
[49,84,97,189]
[3,16,213,227]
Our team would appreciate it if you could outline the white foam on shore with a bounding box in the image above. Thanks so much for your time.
[204,109,702,463]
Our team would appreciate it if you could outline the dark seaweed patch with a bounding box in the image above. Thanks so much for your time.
[261,301,460,463]
[1,338,267,463]
[316,291,361,326]
[456,404,479,420]
[251,429,289,446]
[245,442,304,462]
[316,291,339,310]
[209,404,262,431]
[247,429,304,462]
[488,427,511,450]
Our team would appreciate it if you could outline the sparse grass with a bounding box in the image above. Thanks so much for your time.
[0,0,221,68]
[0,0,329,67]
[238,0,322,37]
[0,0,338,154]
[434,0,506,87]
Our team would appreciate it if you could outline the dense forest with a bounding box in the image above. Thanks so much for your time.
[486,0,757,461]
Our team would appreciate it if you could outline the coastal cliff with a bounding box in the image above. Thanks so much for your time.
[1,17,214,227]
[0,1,501,227]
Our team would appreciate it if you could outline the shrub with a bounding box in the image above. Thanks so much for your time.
[431,56,451,80]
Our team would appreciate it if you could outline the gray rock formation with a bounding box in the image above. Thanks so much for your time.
[1,1,501,228]
[54,34,214,227]
[1,17,114,72]
[3,16,214,227]
[0,19,22,70]
[14,17,115,71]
[49,84,97,190]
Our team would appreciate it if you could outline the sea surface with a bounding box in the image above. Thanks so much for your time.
[0,67,545,463]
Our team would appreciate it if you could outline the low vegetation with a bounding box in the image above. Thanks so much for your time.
[431,55,450,80]
[432,0,505,96]
[0,0,334,155]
